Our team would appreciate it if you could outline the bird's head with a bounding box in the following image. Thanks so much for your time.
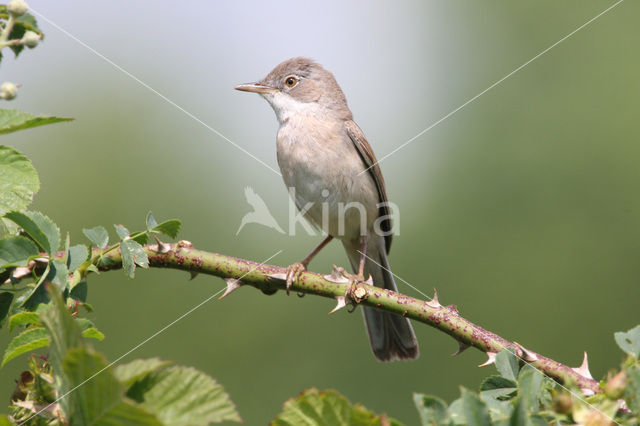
[235,57,351,123]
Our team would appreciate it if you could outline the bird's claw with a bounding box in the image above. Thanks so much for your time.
[285,262,306,295]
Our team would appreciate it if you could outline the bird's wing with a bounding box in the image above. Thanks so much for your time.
[344,120,393,253]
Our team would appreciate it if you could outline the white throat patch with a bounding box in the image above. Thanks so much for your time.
[261,91,322,125]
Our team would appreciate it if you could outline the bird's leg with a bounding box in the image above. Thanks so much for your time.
[285,235,333,295]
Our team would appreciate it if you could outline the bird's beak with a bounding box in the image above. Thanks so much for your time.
[234,82,275,93]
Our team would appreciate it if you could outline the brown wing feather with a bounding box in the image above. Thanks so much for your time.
[344,120,393,253]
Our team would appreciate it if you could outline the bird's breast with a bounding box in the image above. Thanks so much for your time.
[276,115,379,239]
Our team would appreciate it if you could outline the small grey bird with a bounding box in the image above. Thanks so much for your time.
[236,57,419,361]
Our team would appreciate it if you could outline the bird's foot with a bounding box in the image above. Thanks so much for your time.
[285,262,306,295]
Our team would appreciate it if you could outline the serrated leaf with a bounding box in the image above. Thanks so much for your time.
[146,212,159,230]
[83,226,109,249]
[495,349,520,381]
[131,232,148,245]
[114,224,130,240]
[447,398,465,425]
[413,393,448,426]
[0,145,39,217]
[614,325,640,359]
[461,388,491,426]
[70,280,88,303]
[153,219,181,239]
[5,210,60,254]
[121,240,148,278]
[625,365,640,414]
[21,259,68,310]
[81,327,105,341]
[0,235,38,268]
[127,365,241,424]
[0,292,13,326]
[272,388,391,426]
[39,286,84,415]
[67,244,89,272]
[1,326,49,366]
[480,375,518,392]
[63,347,161,425]
[517,366,544,413]
[0,109,71,135]
[8,311,40,331]
[114,358,173,389]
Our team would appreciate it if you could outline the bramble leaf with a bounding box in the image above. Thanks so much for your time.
[0,109,72,135]
[615,325,640,359]
[127,365,241,425]
[83,226,109,249]
[0,145,39,220]
[5,210,60,254]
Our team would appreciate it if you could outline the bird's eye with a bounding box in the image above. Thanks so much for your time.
[284,76,298,87]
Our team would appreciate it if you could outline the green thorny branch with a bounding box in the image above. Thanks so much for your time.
[15,240,601,395]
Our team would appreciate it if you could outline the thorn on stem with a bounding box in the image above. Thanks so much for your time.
[479,351,497,367]
[189,271,199,281]
[426,288,441,308]
[328,296,347,314]
[572,351,593,380]
[451,342,470,357]
[514,342,539,361]
[219,278,243,300]
[153,236,170,254]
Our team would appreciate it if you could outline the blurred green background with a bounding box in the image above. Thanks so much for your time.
[1,0,639,424]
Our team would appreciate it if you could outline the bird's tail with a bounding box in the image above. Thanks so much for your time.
[343,236,419,361]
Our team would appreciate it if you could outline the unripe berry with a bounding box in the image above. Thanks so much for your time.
[0,82,18,100]
[22,31,39,48]
[7,0,29,17]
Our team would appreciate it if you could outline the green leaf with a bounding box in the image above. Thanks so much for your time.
[127,365,241,424]
[1,326,49,366]
[39,286,84,415]
[114,358,173,389]
[461,388,491,426]
[121,240,148,278]
[479,376,516,421]
[70,280,88,303]
[495,349,520,381]
[625,365,640,414]
[21,259,68,310]
[63,347,161,425]
[131,232,148,245]
[271,388,392,426]
[0,236,39,268]
[146,212,159,230]
[517,366,544,413]
[413,393,448,426]
[153,219,181,239]
[82,327,105,341]
[0,146,39,218]
[0,292,13,326]
[614,325,640,359]
[115,224,130,240]
[83,226,109,249]
[4,210,60,254]
[0,109,72,135]
[67,244,89,272]
[8,311,40,331]
[447,398,465,425]
[480,376,517,392]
